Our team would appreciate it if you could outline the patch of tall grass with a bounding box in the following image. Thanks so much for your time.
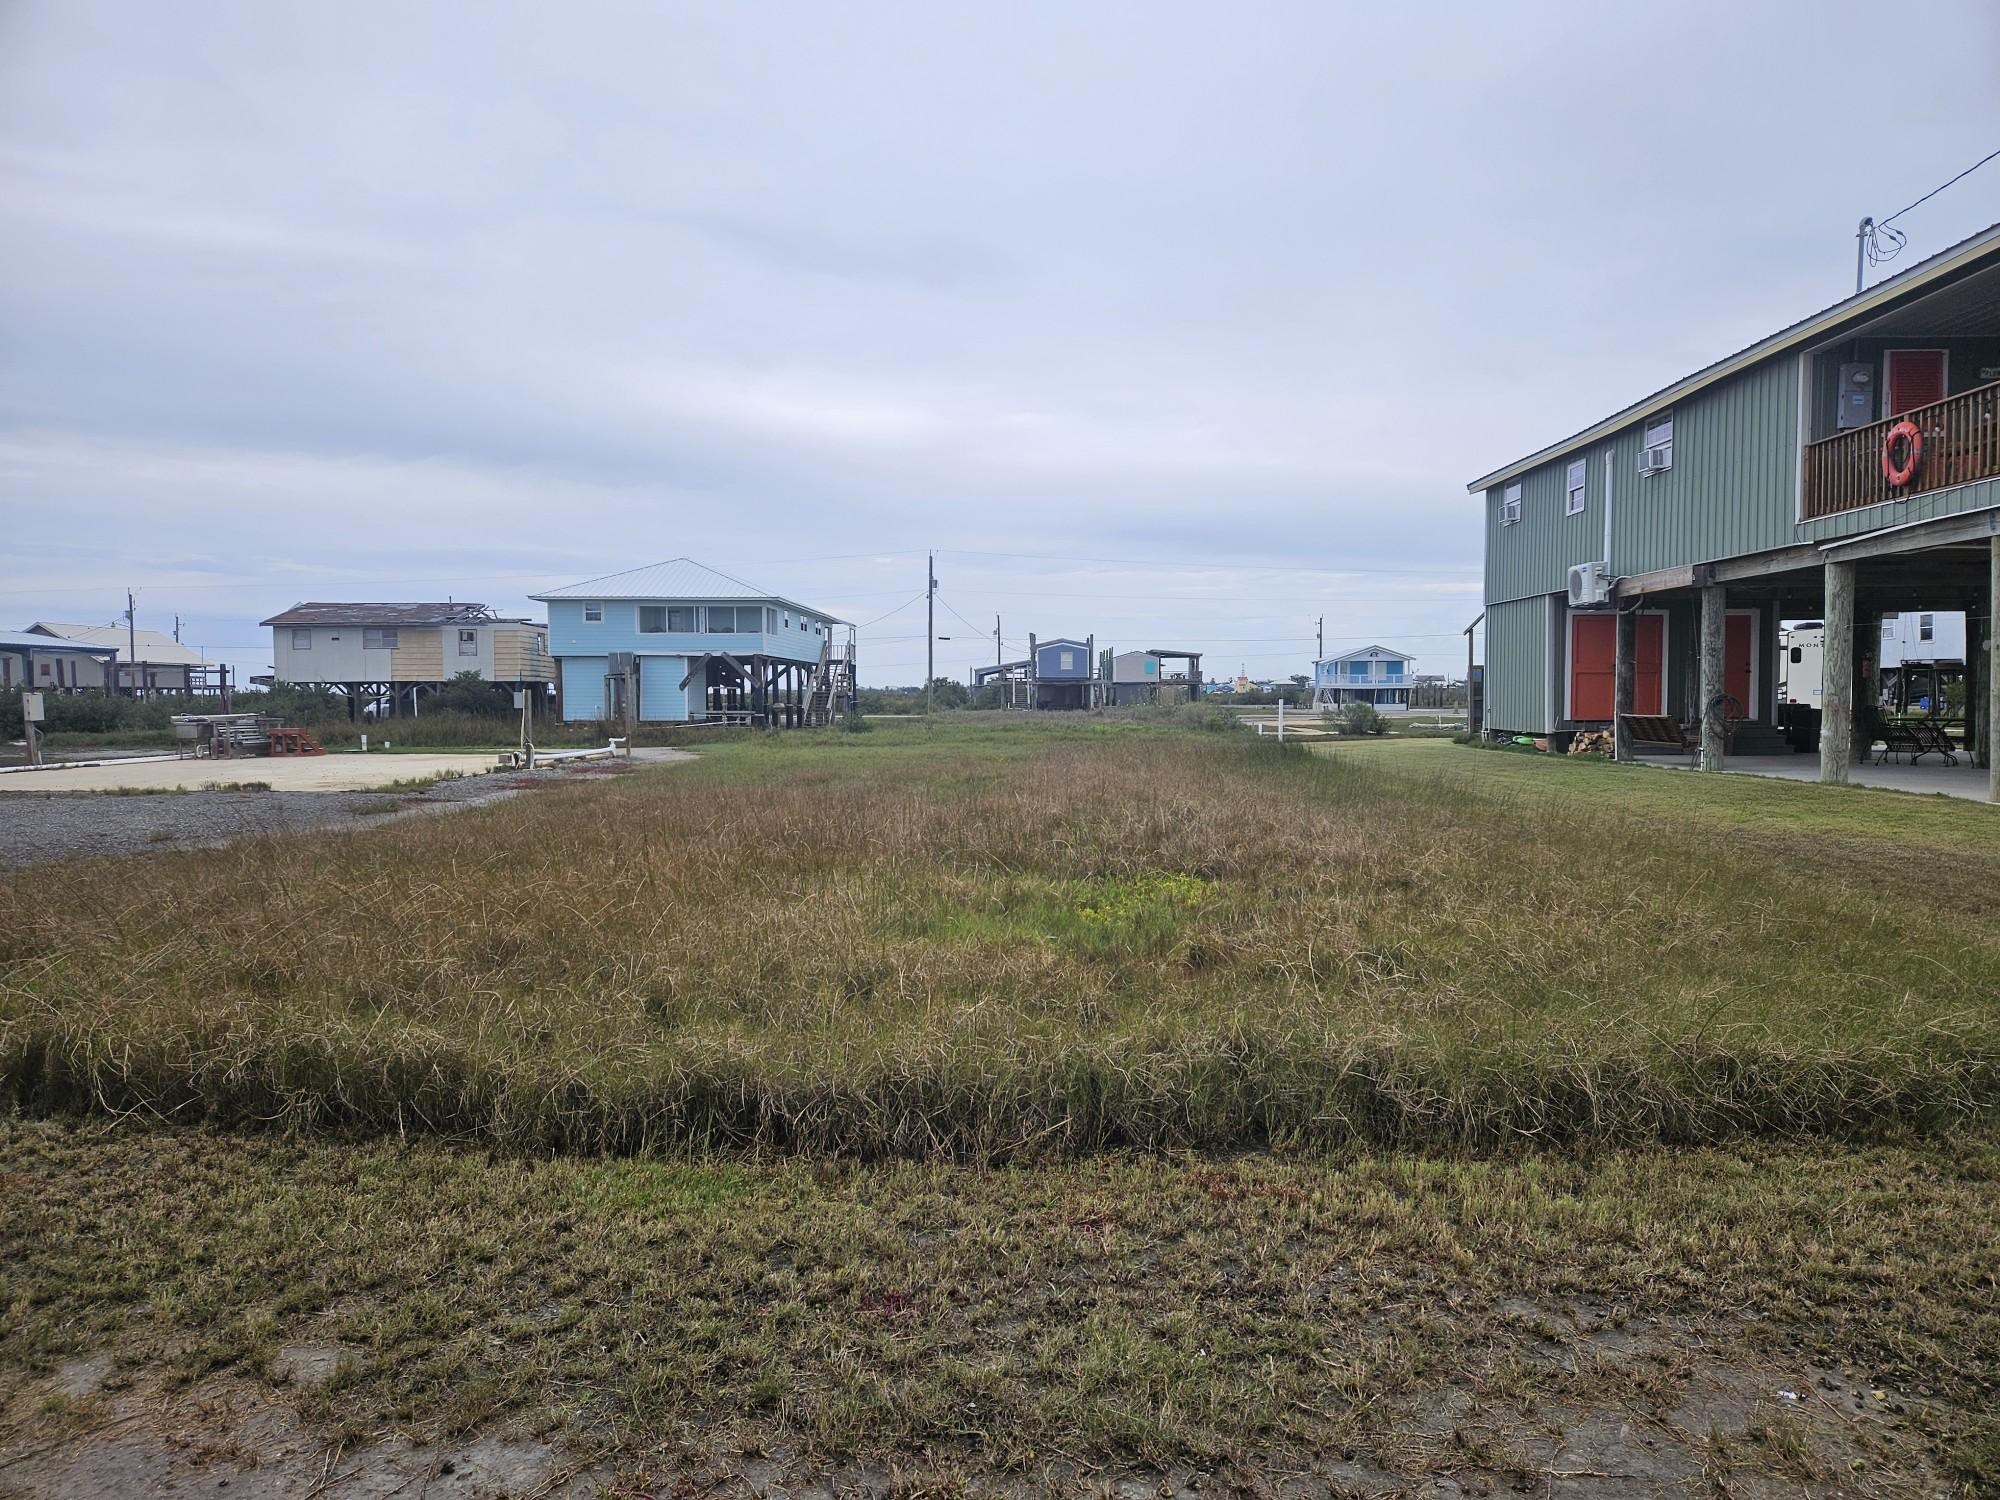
[3,722,1996,1158]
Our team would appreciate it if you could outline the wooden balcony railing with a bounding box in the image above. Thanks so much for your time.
[1802,378,2000,520]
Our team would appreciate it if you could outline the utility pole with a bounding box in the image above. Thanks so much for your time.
[925,552,936,713]
[994,614,1002,667]
[125,588,137,698]
[173,614,182,643]
[1855,216,1872,295]
[1317,615,1324,661]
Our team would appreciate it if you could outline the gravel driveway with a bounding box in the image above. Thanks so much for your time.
[0,749,692,868]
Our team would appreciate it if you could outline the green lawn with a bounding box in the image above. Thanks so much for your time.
[1317,734,2000,851]
[3,717,1997,1494]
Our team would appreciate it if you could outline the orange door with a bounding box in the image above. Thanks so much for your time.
[1725,614,1754,715]
[1570,613,1664,720]
[1634,614,1664,715]
[1570,615,1615,720]
[1885,349,1946,416]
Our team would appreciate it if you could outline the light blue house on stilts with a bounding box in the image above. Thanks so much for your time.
[533,559,854,727]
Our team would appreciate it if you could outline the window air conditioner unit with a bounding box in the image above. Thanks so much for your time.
[1567,561,1611,609]
[1639,444,1672,474]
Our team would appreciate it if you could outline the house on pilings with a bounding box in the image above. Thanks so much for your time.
[1471,219,2000,798]
[533,559,855,728]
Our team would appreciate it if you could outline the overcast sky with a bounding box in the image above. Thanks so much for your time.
[4,2,1998,685]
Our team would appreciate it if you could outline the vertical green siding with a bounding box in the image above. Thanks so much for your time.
[1611,355,1802,572]
[1486,349,2000,594]
[1484,354,1805,601]
[1484,594,1553,735]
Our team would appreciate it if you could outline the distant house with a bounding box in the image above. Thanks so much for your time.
[1312,645,1415,712]
[262,602,550,718]
[531,559,852,727]
[1029,635,1100,710]
[0,630,119,692]
[1109,648,1204,706]
[24,621,221,696]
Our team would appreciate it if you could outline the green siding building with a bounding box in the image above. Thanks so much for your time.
[1470,221,2000,799]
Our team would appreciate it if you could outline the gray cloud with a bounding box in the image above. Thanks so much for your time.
[3,0,1998,682]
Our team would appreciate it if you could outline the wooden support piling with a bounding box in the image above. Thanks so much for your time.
[1698,585,1726,771]
[1820,560,1854,783]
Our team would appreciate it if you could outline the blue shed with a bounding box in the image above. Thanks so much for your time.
[1034,638,1091,680]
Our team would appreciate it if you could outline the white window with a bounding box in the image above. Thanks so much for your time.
[638,606,667,633]
[668,606,697,631]
[1499,482,1522,525]
[582,602,603,623]
[1919,613,1935,642]
[1565,458,1586,516]
[766,607,778,632]
[1640,412,1674,473]
[1059,650,1076,670]
[458,628,478,657]
[291,629,311,651]
[363,627,398,650]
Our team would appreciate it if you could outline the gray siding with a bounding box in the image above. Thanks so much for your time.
[1485,595,1554,735]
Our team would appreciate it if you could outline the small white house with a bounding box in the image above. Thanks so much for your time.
[1312,645,1415,712]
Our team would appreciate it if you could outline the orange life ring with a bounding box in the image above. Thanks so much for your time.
[1882,419,1923,487]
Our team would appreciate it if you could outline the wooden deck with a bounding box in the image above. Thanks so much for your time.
[1803,378,2000,519]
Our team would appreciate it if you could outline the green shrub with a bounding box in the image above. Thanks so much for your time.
[1334,702,1387,736]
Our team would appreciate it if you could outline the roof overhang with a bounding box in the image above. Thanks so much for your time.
[1465,220,2000,495]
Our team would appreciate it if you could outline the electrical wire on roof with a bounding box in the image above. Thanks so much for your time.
[1860,144,2000,276]
[1859,217,1908,274]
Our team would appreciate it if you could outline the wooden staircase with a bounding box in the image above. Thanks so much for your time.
[803,638,856,726]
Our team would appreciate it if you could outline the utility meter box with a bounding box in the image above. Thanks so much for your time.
[21,690,44,723]
[1836,363,1876,430]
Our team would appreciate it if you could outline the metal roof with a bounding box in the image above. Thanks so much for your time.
[1466,219,2000,494]
[530,558,846,623]
[0,629,118,656]
[1319,643,1415,664]
[259,602,508,627]
[27,622,209,665]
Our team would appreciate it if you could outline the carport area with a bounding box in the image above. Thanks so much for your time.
[1671,753,1992,801]
[1607,508,1998,801]
[0,752,500,794]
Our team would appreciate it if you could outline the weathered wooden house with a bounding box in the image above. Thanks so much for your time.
[1312,645,1414,712]
[1471,220,2000,795]
[264,602,550,717]
[532,559,854,727]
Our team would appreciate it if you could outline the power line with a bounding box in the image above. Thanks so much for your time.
[854,594,927,628]
[1859,144,2000,282]
[1883,145,2000,227]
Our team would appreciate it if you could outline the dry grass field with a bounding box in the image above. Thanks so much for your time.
[3,718,1998,1495]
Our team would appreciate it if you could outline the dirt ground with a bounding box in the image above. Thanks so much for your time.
[0,1327,1937,1499]
[0,751,507,795]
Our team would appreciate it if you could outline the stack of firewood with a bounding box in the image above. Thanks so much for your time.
[1569,729,1614,756]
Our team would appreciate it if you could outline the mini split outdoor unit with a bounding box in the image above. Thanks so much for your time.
[1567,560,1611,608]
